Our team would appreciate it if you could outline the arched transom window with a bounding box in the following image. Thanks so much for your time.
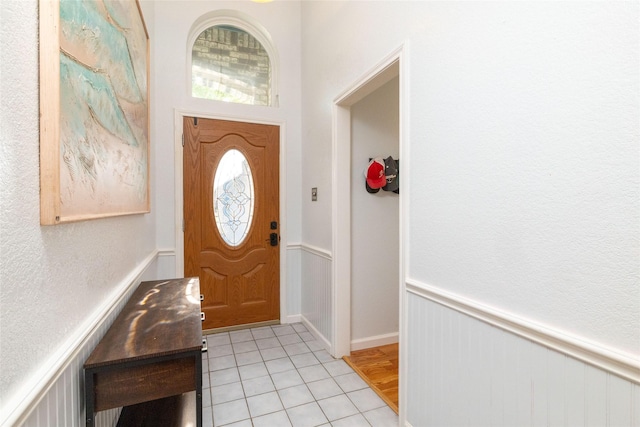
[191,25,271,106]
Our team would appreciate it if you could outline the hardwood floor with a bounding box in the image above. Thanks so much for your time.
[343,343,399,413]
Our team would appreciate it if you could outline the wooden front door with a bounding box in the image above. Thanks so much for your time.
[184,117,280,330]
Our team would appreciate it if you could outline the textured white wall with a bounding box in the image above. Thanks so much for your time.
[406,0,640,357]
[301,0,638,356]
[0,0,156,421]
[350,77,400,342]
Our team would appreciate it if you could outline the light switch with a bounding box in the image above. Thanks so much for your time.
[311,187,318,201]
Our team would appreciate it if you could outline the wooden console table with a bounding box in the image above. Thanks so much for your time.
[84,278,203,427]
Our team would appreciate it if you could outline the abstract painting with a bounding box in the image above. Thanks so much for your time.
[40,0,149,224]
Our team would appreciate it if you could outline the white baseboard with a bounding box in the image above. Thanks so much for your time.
[351,332,399,351]
[300,314,331,352]
[284,314,302,324]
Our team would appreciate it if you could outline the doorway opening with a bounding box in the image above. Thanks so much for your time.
[331,44,407,418]
[344,75,400,412]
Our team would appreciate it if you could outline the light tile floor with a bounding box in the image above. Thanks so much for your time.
[202,323,398,427]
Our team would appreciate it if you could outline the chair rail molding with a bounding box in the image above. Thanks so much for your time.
[406,278,640,384]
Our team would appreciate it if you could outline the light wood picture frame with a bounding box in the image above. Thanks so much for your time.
[39,0,150,225]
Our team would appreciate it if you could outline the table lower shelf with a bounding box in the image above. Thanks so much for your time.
[117,391,197,427]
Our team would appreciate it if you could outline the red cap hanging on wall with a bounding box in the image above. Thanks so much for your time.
[364,158,387,189]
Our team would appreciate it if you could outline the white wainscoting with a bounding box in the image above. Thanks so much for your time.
[9,251,159,427]
[298,244,333,348]
[286,245,302,323]
[405,282,640,427]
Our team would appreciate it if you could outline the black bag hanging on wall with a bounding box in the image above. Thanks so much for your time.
[382,156,399,193]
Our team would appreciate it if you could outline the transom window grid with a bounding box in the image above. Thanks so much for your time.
[192,25,271,106]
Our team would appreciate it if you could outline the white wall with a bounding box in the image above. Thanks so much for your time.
[301,0,638,366]
[350,77,399,345]
[300,1,639,424]
[405,0,639,357]
[0,0,157,424]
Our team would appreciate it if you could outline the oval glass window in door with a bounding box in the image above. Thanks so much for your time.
[213,149,255,246]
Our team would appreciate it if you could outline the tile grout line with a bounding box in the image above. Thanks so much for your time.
[204,323,395,427]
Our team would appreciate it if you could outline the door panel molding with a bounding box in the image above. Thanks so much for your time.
[173,110,289,325]
[184,117,279,329]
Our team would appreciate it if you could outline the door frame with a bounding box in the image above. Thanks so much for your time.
[331,43,409,421]
[174,110,289,324]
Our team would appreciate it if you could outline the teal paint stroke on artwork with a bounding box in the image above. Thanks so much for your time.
[60,52,139,147]
[102,0,148,95]
[55,0,148,213]
[60,0,145,104]
[102,1,140,33]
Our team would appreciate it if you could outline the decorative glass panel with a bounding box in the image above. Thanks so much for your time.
[213,149,255,246]
[192,25,270,106]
